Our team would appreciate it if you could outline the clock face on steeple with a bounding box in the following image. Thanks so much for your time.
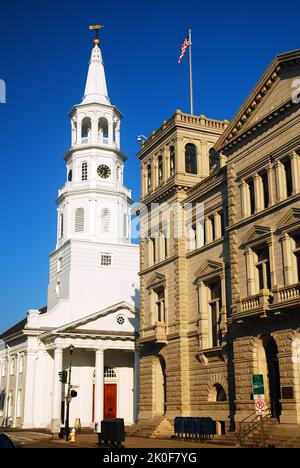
[97,164,111,179]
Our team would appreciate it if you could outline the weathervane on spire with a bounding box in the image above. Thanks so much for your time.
[89,24,105,46]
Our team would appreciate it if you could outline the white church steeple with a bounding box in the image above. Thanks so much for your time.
[46,31,139,320]
[82,44,110,105]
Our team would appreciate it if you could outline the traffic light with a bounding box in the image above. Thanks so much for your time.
[59,370,68,383]
[70,390,77,398]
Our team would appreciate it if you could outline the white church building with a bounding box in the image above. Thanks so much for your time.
[0,35,140,431]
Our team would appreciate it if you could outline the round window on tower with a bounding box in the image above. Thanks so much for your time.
[68,169,73,182]
[116,315,125,326]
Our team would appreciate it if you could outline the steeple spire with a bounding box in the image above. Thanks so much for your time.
[82,25,110,105]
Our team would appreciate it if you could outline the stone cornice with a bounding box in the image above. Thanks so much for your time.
[64,144,128,162]
[137,110,228,160]
[215,49,300,152]
[185,167,227,201]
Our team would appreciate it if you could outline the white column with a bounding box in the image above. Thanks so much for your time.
[94,348,104,431]
[22,350,37,428]
[77,119,82,144]
[108,120,113,145]
[51,348,63,430]
[13,353,20,427]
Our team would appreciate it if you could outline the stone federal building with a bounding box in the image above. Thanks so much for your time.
[135,48,300,433]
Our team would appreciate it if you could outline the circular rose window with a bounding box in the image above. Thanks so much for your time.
[116,315,125,325]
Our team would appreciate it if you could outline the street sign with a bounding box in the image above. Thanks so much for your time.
[252,374,265,395]
[254,394,266,415]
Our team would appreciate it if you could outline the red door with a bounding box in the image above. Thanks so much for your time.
[104,384,117,419]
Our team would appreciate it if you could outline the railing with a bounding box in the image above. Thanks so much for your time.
[140,111,229,149]
[236,401,271,445]
[277,284,300,302]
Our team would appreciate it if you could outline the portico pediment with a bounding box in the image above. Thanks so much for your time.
[241,225,273,247]
[42,301,139,338]
[194,260,224,282]
[276,208,300,233]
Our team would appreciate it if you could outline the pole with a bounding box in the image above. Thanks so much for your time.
[188,27,194,115]
[65,346,74,441]
[260,415,265,448]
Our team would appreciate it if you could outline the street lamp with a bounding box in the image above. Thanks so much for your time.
[137,135,147,143]
[64,345,75,441]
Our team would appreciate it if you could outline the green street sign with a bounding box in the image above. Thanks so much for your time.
[252,374,265,395]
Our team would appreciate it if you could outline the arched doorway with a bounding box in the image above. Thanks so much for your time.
[263,335,282,419]
[154,356,167,416]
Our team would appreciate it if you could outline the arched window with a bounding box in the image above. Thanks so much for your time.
[185,144,197,174]
[170,146,175,176]
[75,208,85,232]
[81,161,88,181]
[147,164,152,192]
[81,117,91,143]
[101,208,111,232]
[68,169,73,182]
[158,156,163,185]
[98,117,109,144]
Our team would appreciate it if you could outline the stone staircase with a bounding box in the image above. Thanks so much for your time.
[211,418,300,448]
[243,419,300,448]
[126,417,174,439]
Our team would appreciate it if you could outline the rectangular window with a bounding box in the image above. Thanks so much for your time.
[293,233,300,282]
[220,211,225,237]
[254,246,271,290]
[101,254,112,266]
[155,287,165,322]
[282,158,293,197]
[261,171,269,209]
[247,178,255,215]
[208,280,222,348]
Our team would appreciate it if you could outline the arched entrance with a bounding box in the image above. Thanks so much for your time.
[263,336,282,419]
[154,356,167,416]
[92,367,118,421]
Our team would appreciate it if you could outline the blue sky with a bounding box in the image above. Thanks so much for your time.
[0,0,298,331]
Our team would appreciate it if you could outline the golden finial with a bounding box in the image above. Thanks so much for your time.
[89,24,104,46]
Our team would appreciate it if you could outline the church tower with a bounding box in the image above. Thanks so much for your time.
[46,33,139,323]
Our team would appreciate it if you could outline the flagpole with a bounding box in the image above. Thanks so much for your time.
[188,27,194,115]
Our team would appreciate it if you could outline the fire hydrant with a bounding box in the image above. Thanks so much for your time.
[70,428,76,443]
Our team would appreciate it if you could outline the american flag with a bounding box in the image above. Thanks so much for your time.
[178,37,191,63]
